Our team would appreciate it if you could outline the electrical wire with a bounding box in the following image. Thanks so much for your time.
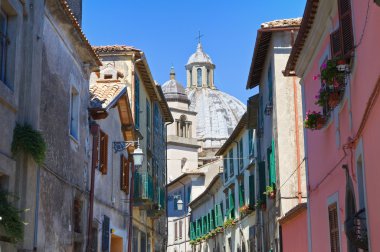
[354,0,371,50]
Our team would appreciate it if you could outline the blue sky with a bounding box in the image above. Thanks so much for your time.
[83,0,305,104]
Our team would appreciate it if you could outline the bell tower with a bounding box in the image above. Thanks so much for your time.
[185,43,216,89]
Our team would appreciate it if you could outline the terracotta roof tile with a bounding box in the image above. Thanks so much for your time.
[89,83,126,110]
[57,0,101,66]
[93,45,141,54]
[261,18,302,29]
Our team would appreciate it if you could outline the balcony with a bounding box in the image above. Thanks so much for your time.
[133,172,154,207]
[147,187,166,218]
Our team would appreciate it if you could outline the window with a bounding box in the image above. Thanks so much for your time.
[120,155,130,193]
[229,150,234,177]
[267,140,276,187]
[207,69,210,87]
[146,99,151,149]
[197,68,202,87]
[328,203,340,252]
[190,70,193,86]
[238,139,244,170]
[177,115,190,138]
[174,222,178,240]
[258,161,266,202]
[0,9,7,84]
[337,0,354,58]
[248,129,254,157]
[223,157,228,181]
[70,87,79,140]
[249,174,255,207]
[179,220,183,239]
[267,63,273,102]
[229,191,235,219]
[187,186,192,206]
[99,130,108,174]
[135,74,140,129]
[238,180,245,207]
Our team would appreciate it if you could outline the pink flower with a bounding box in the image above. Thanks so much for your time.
[313,74,320,81]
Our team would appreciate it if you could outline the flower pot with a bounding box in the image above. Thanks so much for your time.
[336,59,347,72]
[315,117,326,130]
[328,91,341,108]
[269,191,276,199]
[261,203,267,211]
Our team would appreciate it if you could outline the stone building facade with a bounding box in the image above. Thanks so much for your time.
[92,45,173,252]
[0,0,100,251]
[246,18,306,252]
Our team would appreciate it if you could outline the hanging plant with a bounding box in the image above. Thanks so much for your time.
[11,123,46,165]
[0,190,28,243]
[304,111,326,130]
[263,185,276,199]
[320,58,346,87]
[223,218,237,229]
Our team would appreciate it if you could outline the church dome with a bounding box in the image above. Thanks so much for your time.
[187,43,213,65]
[162,67,190,104]
[186,88,246,149]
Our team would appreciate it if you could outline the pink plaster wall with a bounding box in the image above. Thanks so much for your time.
[301,1,380,251]
[281,210,308,252]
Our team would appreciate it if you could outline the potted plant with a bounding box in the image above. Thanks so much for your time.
[215,226,224,233]
[315,86,329,107]
[263,185,276,199]
[304,111,326,130]
[239,204,254,217]
[321,59,346,87]
[328,90,341,108]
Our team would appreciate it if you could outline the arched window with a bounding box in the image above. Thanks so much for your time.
[197,68,202,87]
[176,115,191,138]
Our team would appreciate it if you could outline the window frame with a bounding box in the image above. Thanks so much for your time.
[197,68,202,87]
[69,86,80,141]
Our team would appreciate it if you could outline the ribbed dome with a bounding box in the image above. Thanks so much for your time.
[162,67,190,104]
[186,88,246,149]
[187,43,213,65]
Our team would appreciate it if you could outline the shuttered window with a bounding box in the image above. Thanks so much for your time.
[239,139,244,170]
[120,155,130,193]
[249,174,255,207]
[248,129,254,157]
[239,182,245,207]
[135,74,140,129]
[269,140,276,187]
[338,0,354,58]
[146,99,151,149]
[190,222,195,240]
[210,209,215,230]
[259,161,266,202]
[228,192,235,219]
[328,203,340,252]
[224,158,228,181]
[330,29,342,58]
[99,130,108,174]
[229,150,234,177]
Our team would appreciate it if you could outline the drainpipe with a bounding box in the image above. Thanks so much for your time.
[290,29,302,204]
[87,122,99,251]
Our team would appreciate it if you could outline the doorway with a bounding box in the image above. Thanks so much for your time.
[110,233,123,252]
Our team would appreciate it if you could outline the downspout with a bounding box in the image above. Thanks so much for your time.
[290,29,302,204]
[87,122,99,251]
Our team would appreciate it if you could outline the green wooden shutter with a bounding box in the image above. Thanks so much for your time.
[190,222,194,240]
[249,174,255,207]
[229,192,235,219]
[270,139,276,187]
[259,161,266,202]
[239,183,244,207]
[217,204,223,226]
[210,209,215,230]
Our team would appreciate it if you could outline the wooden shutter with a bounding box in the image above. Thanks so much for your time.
[120,155,130,193]
[328,203,340,252]
[239,183,244,207]
[99,130,108,174]
[217,204,223,226]
[338,0,354,58]
[210,210,215,230]
[330,29,342,58]
[249,175,255,207]
[270,140,276,187]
